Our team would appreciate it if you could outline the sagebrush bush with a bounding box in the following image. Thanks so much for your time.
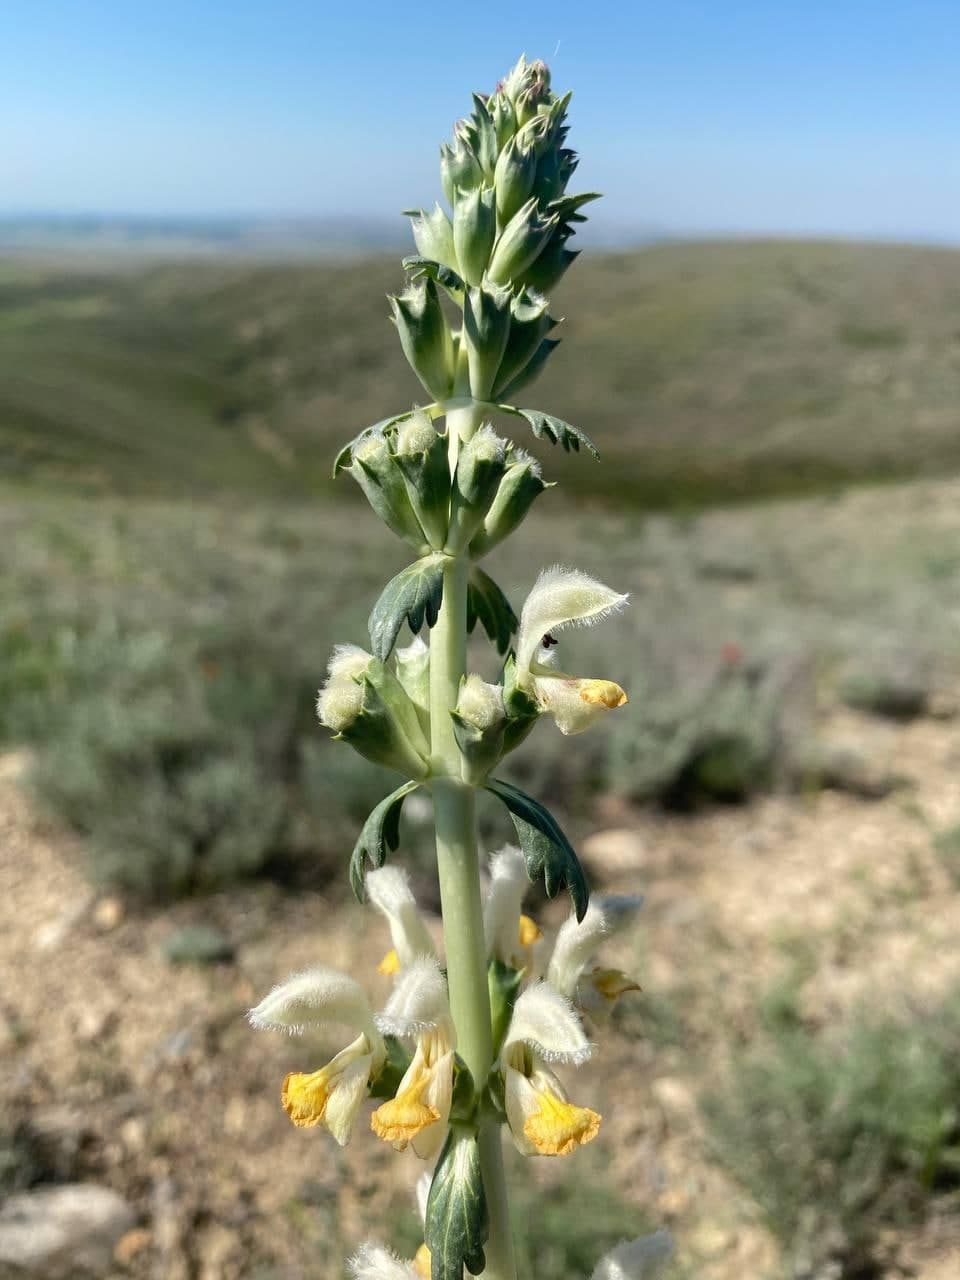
[702,991,960,1277]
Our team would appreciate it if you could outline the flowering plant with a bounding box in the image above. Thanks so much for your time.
[249,55,668,1280]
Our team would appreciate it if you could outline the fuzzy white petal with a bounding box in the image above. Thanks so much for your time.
[376,958,450,1038]
[483,846,529,963]
[349,1243,419,1280]
[327,643,373,681]
[530,672,627,735]
[547,896,644,999]
[517,566,628,676]
[322,1052,375,1146]
[590,1232,673,1280]
[366,866,436,967]
[502,982,592,1065]
[414,1171,432,1228]
[248,967,377,1041]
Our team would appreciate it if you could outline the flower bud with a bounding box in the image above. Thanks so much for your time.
[491,92,516,150]
[318,648,431,779]
[452,185,496,288]
[469,93,499,179]
[493,135,538,227]
[462,282,512,400]
[491,288,557,399]
[392,409,451,550]
[500,55,551,113]
[519,235,579,295]
[394,636,430,737]
[487,197,558,287]
[440,138,482,208]
[389,278,456,402]
[409,203,458,273]
[350,433,427,550]
[446,425,507,552]
[452,674,506,783]
[469,451,549,557]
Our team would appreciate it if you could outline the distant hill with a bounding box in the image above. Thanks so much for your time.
[2,240,959,507]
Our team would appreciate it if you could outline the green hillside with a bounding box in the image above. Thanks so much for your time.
[2,240,959,506]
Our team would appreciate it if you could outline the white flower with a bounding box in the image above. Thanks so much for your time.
[371,959,456,1160]
[248,967,386,1146]
[547,895,644,1017]
[500,983,600,1157]
[348,1243,424,1280]
[590,1231,673,1280]
[483,845,544,971]
[516,567,629,735]
[316,644,372,731]
[366,866,436,975]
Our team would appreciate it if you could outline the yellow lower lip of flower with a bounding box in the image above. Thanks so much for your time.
[578,679,628,710]
[377,948,401,976]
[282,1068,333,1128]
[370,1078,440,1147]
[518,914,543,947]
[414,1243,431,1279]
[523,1089,601,1156]
[590,967,642,1002]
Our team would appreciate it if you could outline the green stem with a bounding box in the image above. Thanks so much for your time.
[431,402,517,1280]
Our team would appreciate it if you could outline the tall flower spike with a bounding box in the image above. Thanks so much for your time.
[515,566,630,734]
[247,968,386,1145]
[366,866,436,975]
[500,983,600,1157]
[547,895,644,1016]
[371,959,455,1159]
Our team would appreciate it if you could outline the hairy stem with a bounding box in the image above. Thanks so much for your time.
[431,402,517,1280]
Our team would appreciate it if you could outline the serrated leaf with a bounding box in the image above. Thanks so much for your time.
[368,554,446,662]
[425,1129,488,1280]
[484,777,589,920]
[402,255,466,302]
[349,780,421,901]
[467,568,518,656]
[332,411,417,477]
[496,405,599,458]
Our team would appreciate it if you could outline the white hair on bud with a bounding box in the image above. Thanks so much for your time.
[348,1243,419,1280]
[326,643,372,682]
[508,445,542,478]
[469,423,507,462]
[395,408,438,455]
[354,431,390,464]
[316,680,363,731]
[456,674,505,729]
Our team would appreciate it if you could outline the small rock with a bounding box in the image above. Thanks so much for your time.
[690,1220,733,1258]
[581,828,647,875]
[76,1006,118,1043]
[0,1183,135,1277]
[162,926,234,967]
[93,897,125,931]
[33,894,93,952]
[114,1226,152,1265]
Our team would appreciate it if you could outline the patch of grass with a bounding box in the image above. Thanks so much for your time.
[702,989,960,1278]
[934,825,960,886]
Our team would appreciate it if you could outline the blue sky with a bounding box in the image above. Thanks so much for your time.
[3,0,958,241]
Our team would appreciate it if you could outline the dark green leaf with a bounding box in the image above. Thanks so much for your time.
[368,554,446,662]
[402,255,467,301]
[467,568,518,655]
[425,1129,488,1280]
[484,777,589,920]
[332,411,416,477]
[496,405,599,458]
[368,1035,413,1099]
[349,780,420,901]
